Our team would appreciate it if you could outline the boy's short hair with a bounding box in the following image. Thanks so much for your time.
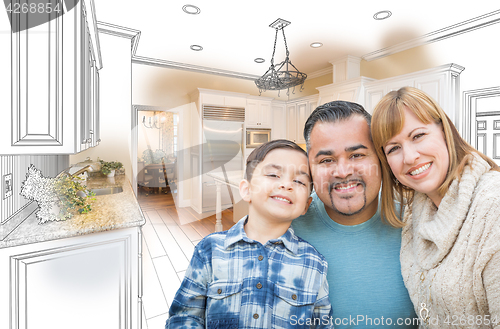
[245,139,308,182]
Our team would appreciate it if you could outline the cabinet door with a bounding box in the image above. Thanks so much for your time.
[337,88,358,102]
[5,7,65,152]
[364,87,387,114]
[0,227,141,329]
[286,104,297,142]
[296,103,309,144]
[1,0,101,155]
[201,94,225,106]
[415,73,451,122]
[80,10,92,151]
[225,96,246,108]
[271,105,287,140]
[259,102,272,128]
[309,100,318,114]
[91,64,101,147]
[245,101,260,127]
[318,94,334,106]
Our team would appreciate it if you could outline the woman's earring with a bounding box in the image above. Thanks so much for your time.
[395,179,400,186]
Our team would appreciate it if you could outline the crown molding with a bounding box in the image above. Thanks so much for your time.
[132,55,260,81]
[307,66,333,79]
[362,9,500,62]
[97,21,141,55]
[196,88,250,98]
[316,76,376,92]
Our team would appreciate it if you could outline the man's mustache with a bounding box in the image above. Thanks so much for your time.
[327,178,366,192]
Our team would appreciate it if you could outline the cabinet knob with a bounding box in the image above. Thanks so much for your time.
[89,130,94,134]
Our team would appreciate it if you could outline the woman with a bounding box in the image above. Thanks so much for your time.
[371,86,500,328]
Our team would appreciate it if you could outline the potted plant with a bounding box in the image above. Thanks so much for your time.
[99,159,123,177]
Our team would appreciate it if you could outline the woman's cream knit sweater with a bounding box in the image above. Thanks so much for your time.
[401,154,500,328]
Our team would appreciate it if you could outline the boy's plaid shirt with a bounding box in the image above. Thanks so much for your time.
[166,216,333,329]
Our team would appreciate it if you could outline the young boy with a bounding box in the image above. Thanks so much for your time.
[166,140,332,329]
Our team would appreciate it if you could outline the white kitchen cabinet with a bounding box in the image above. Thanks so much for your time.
[363,64,465,125]
[286,103,298,143]
[364,86,386,115]
[271,102,287,140]
[0,227,142,329]
[197,89,247,108]
[286,95,318,145]
[317,77,375,107]
[296,102,309,144]
[0,0,101,155]
[246,97,273,128]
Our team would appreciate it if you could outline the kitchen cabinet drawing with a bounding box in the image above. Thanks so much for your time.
[1,1,500,328]
[1,0,102,155]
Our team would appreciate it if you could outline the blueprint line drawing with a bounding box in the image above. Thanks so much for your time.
[1,1,500,328]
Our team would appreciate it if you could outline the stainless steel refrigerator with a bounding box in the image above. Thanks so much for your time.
[201,105,245,212]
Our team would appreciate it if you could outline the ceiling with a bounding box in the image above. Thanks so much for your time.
[93,1,500,79]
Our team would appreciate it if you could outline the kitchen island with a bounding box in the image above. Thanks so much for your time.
[0,174,145,329]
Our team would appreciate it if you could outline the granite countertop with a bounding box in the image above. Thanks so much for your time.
[0,174,145,249]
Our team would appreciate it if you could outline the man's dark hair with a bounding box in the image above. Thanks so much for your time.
[303,101,372,151]
[245,139,307,182]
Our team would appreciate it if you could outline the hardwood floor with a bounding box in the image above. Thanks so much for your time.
[137,191,235,328]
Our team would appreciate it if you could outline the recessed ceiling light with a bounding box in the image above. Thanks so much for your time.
[190,45,203,51]
[310,42,323,48]
[182,4,200,15]
[373,10,392,20]
[254,58,265,63]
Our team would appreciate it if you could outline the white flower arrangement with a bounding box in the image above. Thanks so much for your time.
[20,165,95,224]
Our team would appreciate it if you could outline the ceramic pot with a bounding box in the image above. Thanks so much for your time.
[106,169,115,178]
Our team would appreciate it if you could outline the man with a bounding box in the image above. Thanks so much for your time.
[292,101,418,329]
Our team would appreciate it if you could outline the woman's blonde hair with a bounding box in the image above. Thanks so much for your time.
[371,86,499,228]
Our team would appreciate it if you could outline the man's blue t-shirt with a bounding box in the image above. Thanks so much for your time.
[291,193,418,329]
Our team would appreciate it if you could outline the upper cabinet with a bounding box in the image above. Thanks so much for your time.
[317,77,375,107]
[246,97,273,128]
[317,62,464,129]
[0,0,102,154]
[271,101,287,140]
[196,89,247,109]
[285,95,318,144]
[364,64,465,125]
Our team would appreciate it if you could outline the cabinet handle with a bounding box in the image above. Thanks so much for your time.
[89,130,93,134]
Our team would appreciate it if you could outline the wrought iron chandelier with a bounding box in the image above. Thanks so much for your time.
[255,19,307,95]
[142,112,165,129]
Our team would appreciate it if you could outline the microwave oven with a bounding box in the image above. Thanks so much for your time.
[246,128,271,148]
